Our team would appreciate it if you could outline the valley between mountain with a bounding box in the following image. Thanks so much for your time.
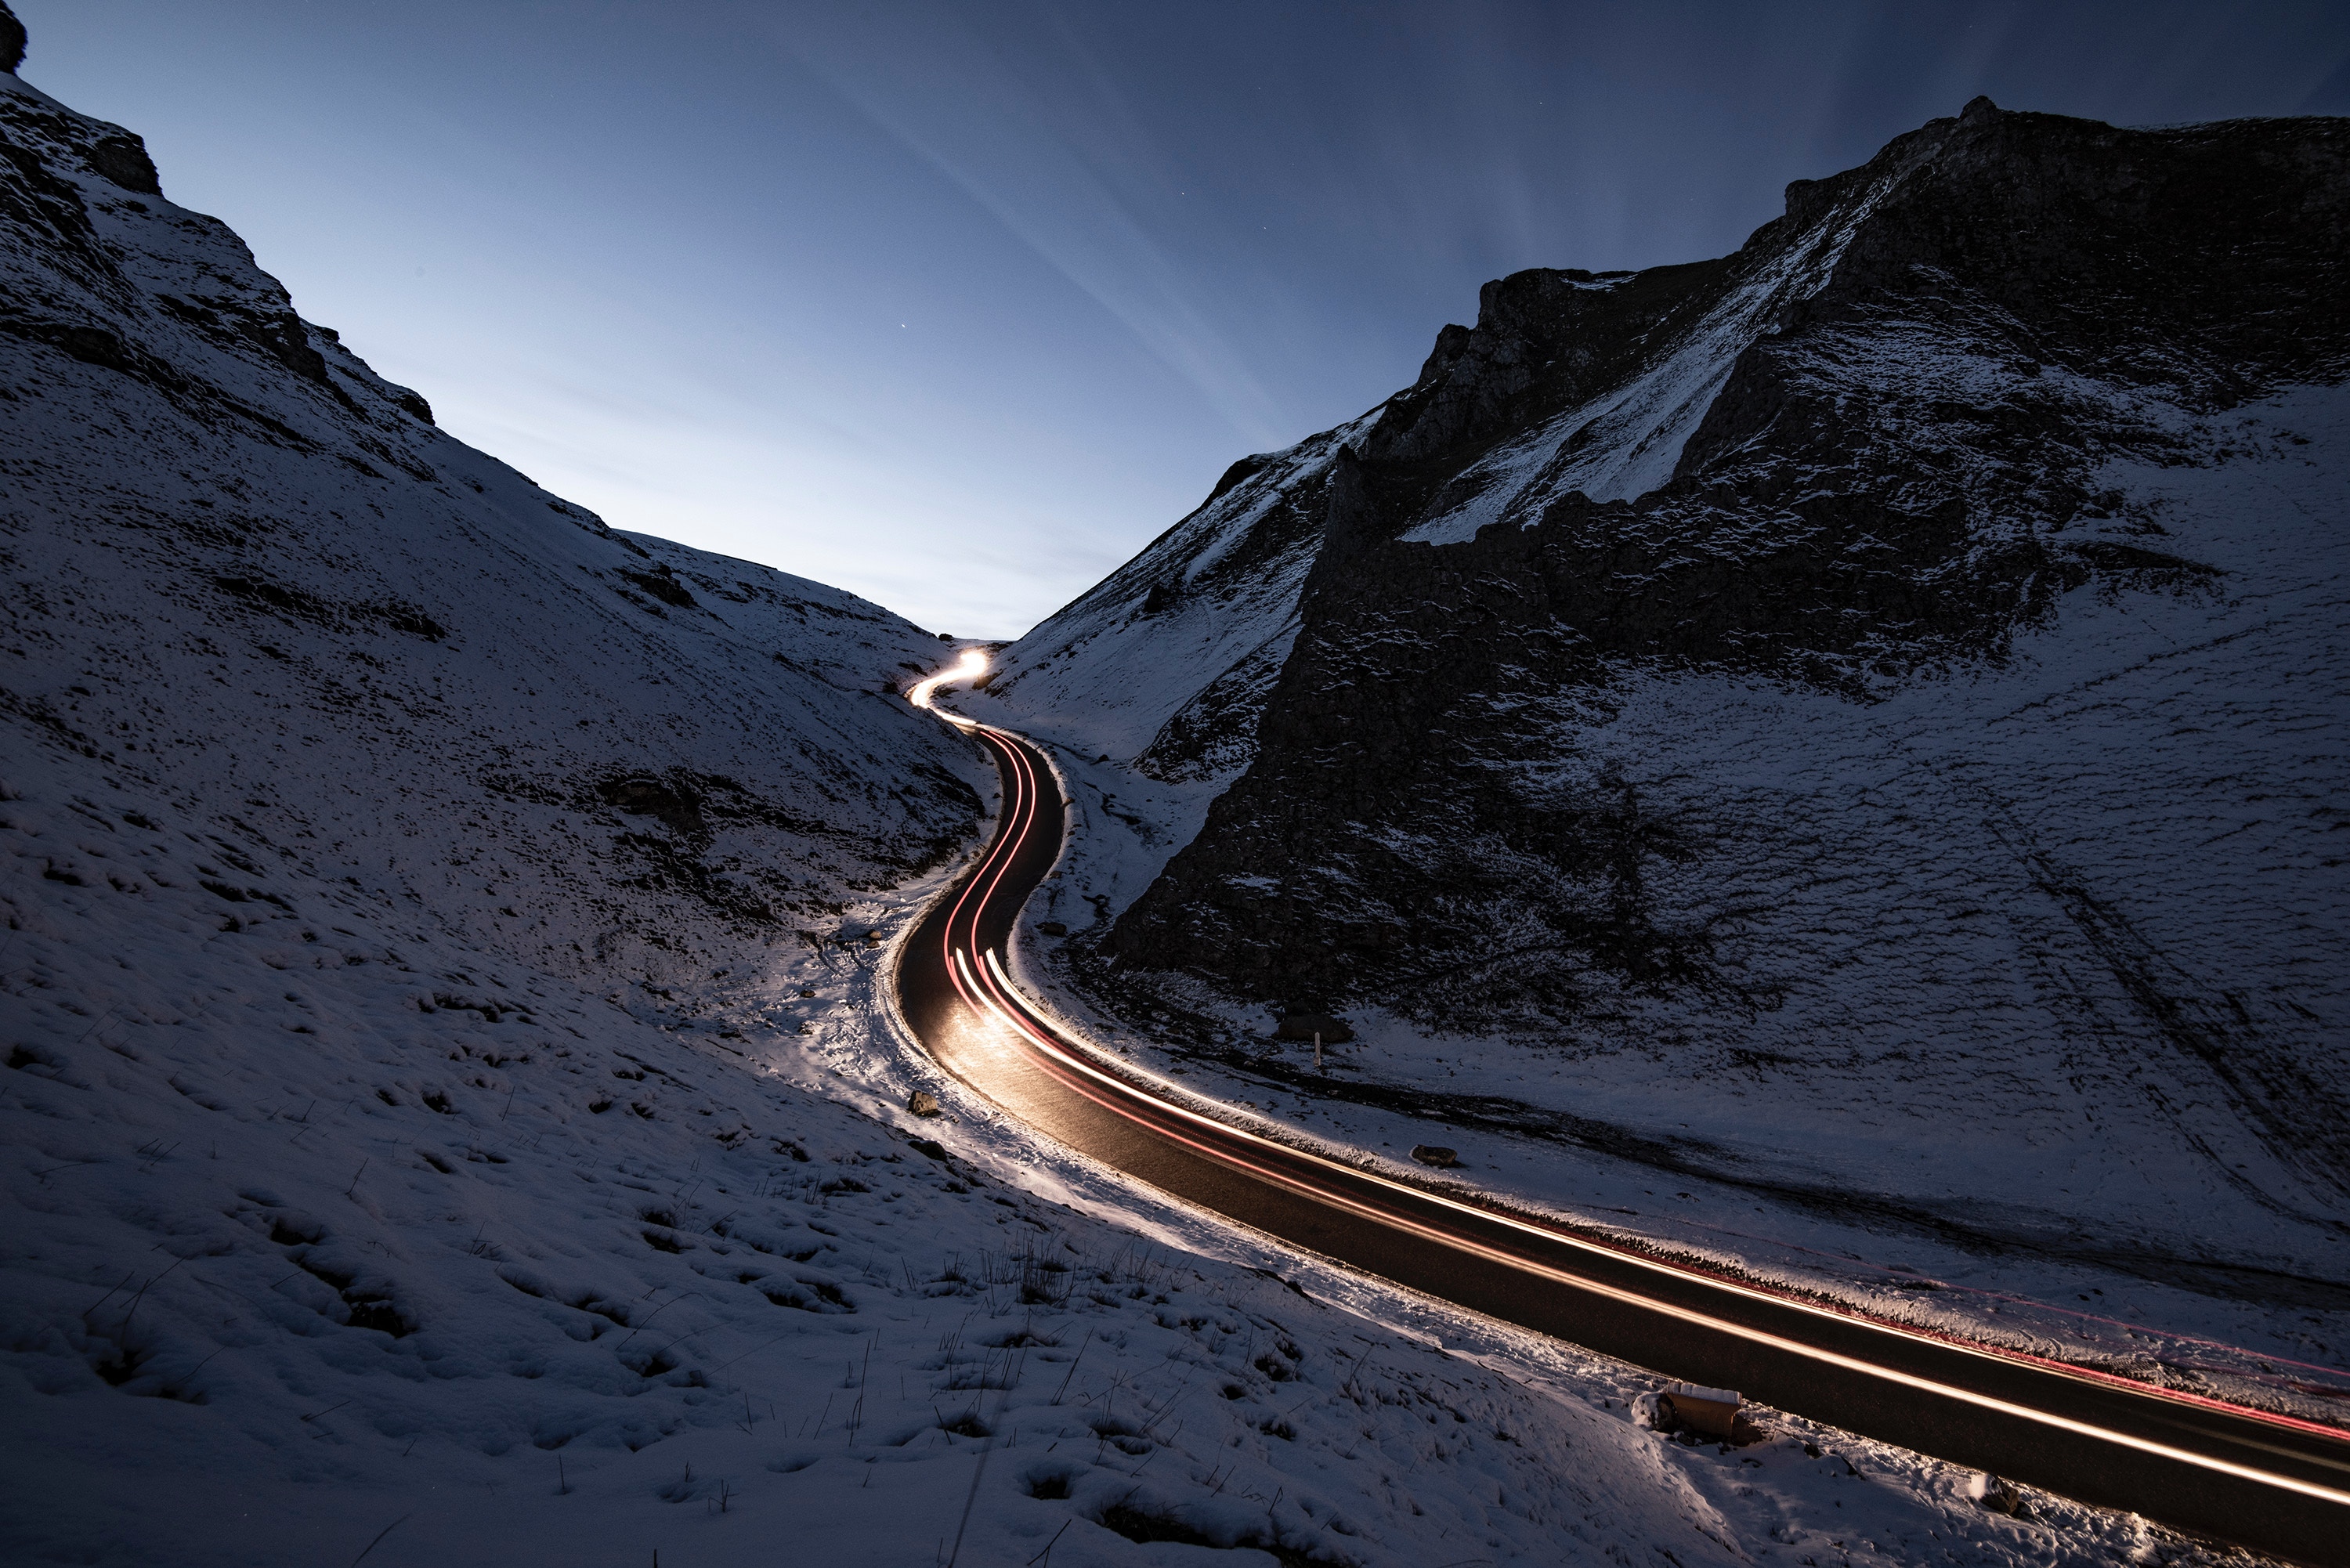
[4,4,2345,1558]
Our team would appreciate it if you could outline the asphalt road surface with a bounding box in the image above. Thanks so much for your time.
[895,707,2350,1563]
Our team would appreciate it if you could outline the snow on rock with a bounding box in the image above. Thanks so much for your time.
[978,99,2350,1425]
[961,414,1376,787]
[1395,169,1889,541]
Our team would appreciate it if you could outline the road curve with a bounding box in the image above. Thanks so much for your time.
[895,706,2350,1564]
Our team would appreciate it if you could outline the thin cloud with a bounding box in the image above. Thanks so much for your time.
[776,6,1292,447]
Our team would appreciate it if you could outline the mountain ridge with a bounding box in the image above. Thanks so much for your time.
[974,98,2348,784]
[957,98,2350,1309]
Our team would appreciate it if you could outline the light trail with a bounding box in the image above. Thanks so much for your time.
[892,667,2350,1560]
[964,950,2350,1498]
[969,950,2350,1450]
[906,648,989,717]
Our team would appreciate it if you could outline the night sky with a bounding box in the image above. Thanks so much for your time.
[20,2,2348,636]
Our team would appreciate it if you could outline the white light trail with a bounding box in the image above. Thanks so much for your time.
[900,705,2350,1516]
[906,649,989,718]
[967,952,2350,1504]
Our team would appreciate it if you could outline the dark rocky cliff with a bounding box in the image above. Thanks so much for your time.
[1094,100,2348,1051]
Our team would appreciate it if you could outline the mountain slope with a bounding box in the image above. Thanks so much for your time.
[960,101,2350,1334]
[978,99,2347,783]
[0,64,992,990]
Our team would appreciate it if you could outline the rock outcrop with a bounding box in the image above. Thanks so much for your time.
[974,100,2350,1217]
[0,3,24,79]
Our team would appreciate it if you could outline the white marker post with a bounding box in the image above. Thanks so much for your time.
[1314,1031,1322,1072]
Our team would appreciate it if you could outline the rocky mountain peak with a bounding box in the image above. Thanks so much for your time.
[973,101,2347,827]
[0,3,24,78]
[960,102,2350,1221]
[1959,92,2002,125]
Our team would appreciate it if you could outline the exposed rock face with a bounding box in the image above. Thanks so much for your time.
[981,102,2346,793]
[1110,103,2347,1017]
[992,101,2350,1209]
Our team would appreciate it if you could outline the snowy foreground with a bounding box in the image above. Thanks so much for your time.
[2,786,2236,1568]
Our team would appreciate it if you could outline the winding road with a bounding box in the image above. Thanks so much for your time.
[895,678,2350,1563]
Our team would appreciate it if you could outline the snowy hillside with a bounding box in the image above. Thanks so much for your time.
[0,62,992,992]
[999,386,2350,1419]
[957,99,2350,1399]
[964,99,2118,788]
[1,27,2236,1566]
[963,414,1374,789]
[8,758,2209,1568]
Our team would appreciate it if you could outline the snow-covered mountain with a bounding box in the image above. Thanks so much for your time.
[4,23,2210,1566]
[961,99,2350,1356]
[0,55,993,991]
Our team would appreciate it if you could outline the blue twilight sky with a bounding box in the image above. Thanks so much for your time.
[17,2,2349,636]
